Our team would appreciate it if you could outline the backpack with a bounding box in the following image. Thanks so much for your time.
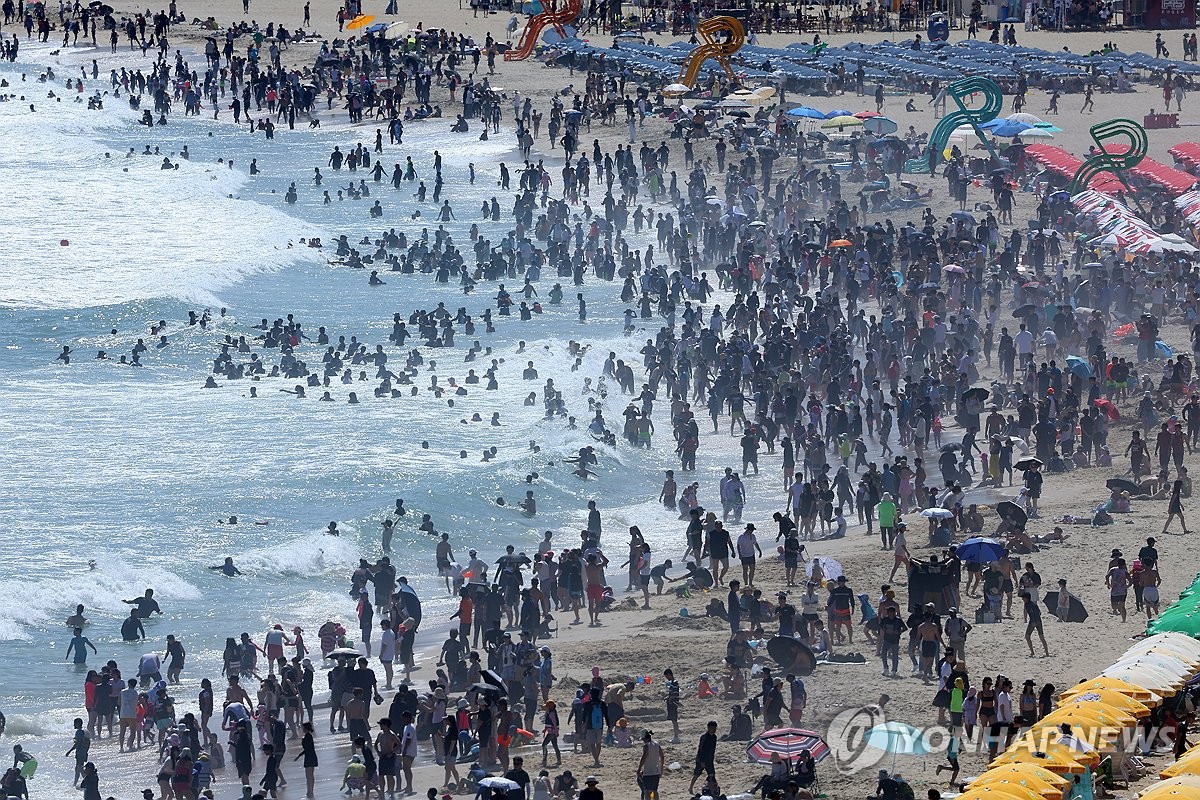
[589,703,604,730]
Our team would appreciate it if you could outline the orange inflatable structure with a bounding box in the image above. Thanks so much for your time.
[504,0,582,61]
[677,15,745,87]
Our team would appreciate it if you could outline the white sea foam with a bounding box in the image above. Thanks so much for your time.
[0,96,314,310]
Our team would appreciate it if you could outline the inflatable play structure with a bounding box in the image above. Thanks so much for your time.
[1066,118,1148,203]
[906,76,1002,173]
[504,0,581,61]
[677,15,746,88]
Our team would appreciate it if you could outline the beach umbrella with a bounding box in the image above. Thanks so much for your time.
[829,239,853,248]
[662,83,689,95]
[950,211,977,224]
[1062,691,1152,718]
[327,647,361,658]
[1042,590,1088,622]
[1007,112,1046,125]
[824,109,852,118]
[970,764,1071,798]
[1017,127,1055,140]
[345,13,376,29]
[957,786,1049,800]
[996,500,1028,526]
[1037,703,1138,731]
[989,120,1033,138]
[717,98,750,109]
[1059,677,1162,705]
[747,728,830,764]
[1126,634,1200,662]
[1013,303,1039,319]
[1014,456,1043,471]
[478,777,521,791]
[943,264,967,274]
[1066,356,1092,378]
[1110,653,1195,678]
[806,556,843,582]
[854,110,881,119]
[962,387,989,404]
[865,722,932,755]
[787,105,826,119]
[1101,664,1186,694]
[990,737,1094,772]
[921,507,954,519]
[1139,778,1200,800]
[805,130,830,142]
[864,116,898,135]
[822,115,863,128]
[765,636,817,676]
[956,536,1007,563]
[1162,753,1200,779]
[1106,477,1140,494]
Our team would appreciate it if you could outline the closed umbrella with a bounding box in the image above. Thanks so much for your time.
[746,728,830,764]
[1058,677,1161,705]
[956,537,1007,563]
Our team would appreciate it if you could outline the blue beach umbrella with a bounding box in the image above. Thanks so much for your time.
[865,722,933,755]
[1066,355,1092,378]
[989,120,1033,138]
[955,536,1007,563]
[787,105,826,119]
[824,109,852,118]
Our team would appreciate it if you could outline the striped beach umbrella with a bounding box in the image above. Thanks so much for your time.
[746,728,830,765]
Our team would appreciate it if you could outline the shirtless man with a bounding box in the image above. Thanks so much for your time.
[584,552,609,626]
[1141,561,1162,619]
[916,617,943,683]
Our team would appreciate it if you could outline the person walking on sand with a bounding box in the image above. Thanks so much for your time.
[1021,591,1049,657]
[1142,560,1162,620]
[1107,558,1130,622]
[584,552,609,626]
[637,729,665,800]
[688,720,718,794]
[1164,479,1192,534]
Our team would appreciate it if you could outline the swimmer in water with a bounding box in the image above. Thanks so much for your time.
[209,557,242,577]
[65,604,88,628]
[326,521,340,536]
[518,490,536,517]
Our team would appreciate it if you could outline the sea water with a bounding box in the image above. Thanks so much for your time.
[0,40,737,793]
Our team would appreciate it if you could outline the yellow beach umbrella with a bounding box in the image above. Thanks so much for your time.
[1162,754,1200,780]
[821,115,862,128]
[991,737,1095,773]
[1140,778,1200,800]
[972,764,1071,797]
[957,785,1048,800]
[1059,677,1161,705]
[1039,703,1138,731]
[971,774,1069,799]
[1142,777,1200,796]
[1060,690,1152,718]
[345,13,376,29]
